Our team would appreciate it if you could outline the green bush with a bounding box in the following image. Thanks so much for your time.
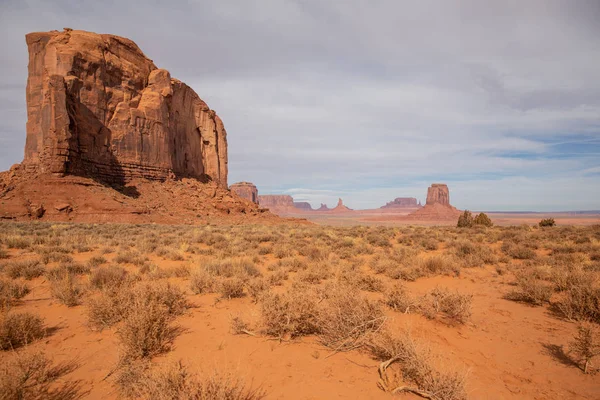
[474,212,493,227]
[539,218,556,227]
[456,211,474,228]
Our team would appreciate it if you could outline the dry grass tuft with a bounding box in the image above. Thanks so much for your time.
[116,360,266,400]
[89,265,128,291]
[0,351,82,400]
[0,278,29,310]
[367,329,467,400]
[259,286,320,339]
[317,283,386,351]
[49,272,83,307]
[506,271,553,306]
[419,287,473,324]
[569,322,600,373]
[0,312,45,350]
[3,259,45,280]
[117,298,178,361]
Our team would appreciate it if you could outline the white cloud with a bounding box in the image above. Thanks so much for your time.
[0,0,599,211]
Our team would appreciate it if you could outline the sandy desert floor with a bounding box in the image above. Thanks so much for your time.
[278,210,600,227]
[0,222,599,399]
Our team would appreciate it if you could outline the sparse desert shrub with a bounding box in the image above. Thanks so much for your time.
[87,291,124,329]
[89,265,128,291]
[419,287,473,324]
[0,351,82,400]
[219,277,246,299]
[131,282,188,317]
[456,211,474,228]
[473,212,493,227]
[88,281,186,330]
[420,238,439,251]
[0,278,29,310]
[87,255,108,268]
[259,287,320,338]
[317,284,385,351]
[0,312,45,350]
[247,277,269,303]
[384,283,415,313]
[190,268,216,294]
[297,264,331,284]
[354,274,385,292]
[49,272,83,307]
[4,237,31,249]
[117,298,178,361]
[204,258,260,279]
[421,255,460,277]
[506,271,553,306]
[539,218,556,227]
[3,259,45,280]
[555,279,600,323]
[570,322,600,374]
[0,248,8,259]
[267,270,288,286]
[367,330,467,400]
[115,251,147,266]
[116,360,266,400]
[502,243,536,260]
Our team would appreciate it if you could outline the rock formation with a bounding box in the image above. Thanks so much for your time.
[426,184,450,206]
[23,29,227,187]
[293,202,313,211]
[330,198,352,213]
[316,203,330,211]
[0,29,303,225]
[381,197,421,209]
[258,195,295,210]
[230,182,258,204]
[407,183,460,220]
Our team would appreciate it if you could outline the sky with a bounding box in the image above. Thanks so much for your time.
[1,0,599,211]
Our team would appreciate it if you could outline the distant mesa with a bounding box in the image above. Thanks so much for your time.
[316,203,330,211]
[294,202,313,211]
[381,197,422,209]
[230,182,258,204]
[258,195,295,211]
[426,183,451,206]
[407,183,461,220]
[331,198,353,213]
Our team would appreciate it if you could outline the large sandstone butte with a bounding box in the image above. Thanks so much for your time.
[426,184,450,206]
[293,202,313,211]
[24,29,227,187]
[0,29,304,225]
[381,197,421,209]
[230,182,258,204]
[407,183,460,220]
[258,195,294,210]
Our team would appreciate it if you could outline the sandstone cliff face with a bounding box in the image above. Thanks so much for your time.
[381,197,421,208]
[258,195,294,209]
[293,202,313,211]
[316,203,330,211]
[408,183,460,220]
[230,182,258,204]
[426,184,450,206]
[24,29,227,187]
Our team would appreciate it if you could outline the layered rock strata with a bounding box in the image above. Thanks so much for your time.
[24,29,227,187]
[230,182,258,204]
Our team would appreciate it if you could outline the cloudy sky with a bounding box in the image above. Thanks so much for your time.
[1,0,599,211]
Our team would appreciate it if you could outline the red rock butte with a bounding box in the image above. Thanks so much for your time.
[230,182,258,204]
[407,183,461,220]
[24,29,227,187]
[380,197,422,209]
[258,195,295,211]
[0,29,298,224]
